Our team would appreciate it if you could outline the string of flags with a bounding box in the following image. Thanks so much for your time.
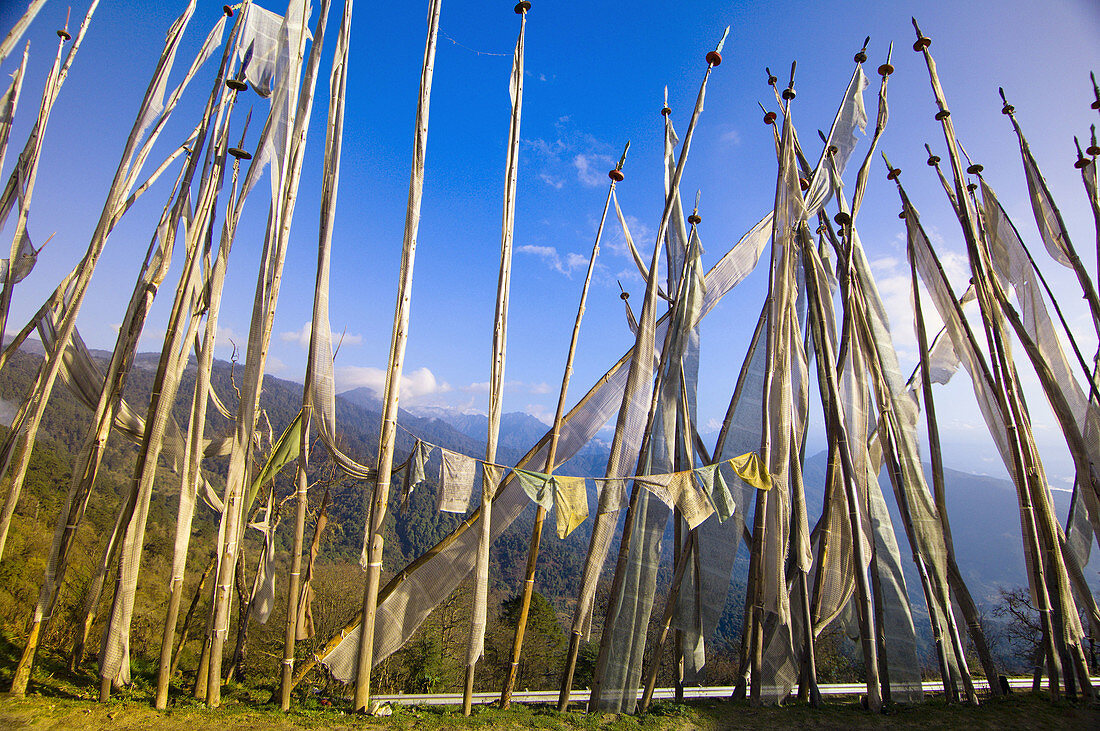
[248,411,772,538]
[395,435,773,538]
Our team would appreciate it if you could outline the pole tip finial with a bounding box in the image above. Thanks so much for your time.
[766,67,778,86]
[708,27,730,65]
[911,18,930,51]
[617,281,629,301]
[855,36,869,63]
[223,5,234,16]
[514,1,531,14]
[999,87,1015,115]
[925,143,941,166]
[881,151,900,180]
[782,61,796,100]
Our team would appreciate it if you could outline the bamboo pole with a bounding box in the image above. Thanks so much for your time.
[170,553,217,678]
[155,102,251,709]
[0,2,211,571]
[281,0,352,710]
[206,0,333,707]
[473,2,530,712]
[1002,97,1100,337]
[351,0,439,710]
[19,13,244,697]
[910,21,1093,696]
[0,20,68,346]
[587,31,727,713]
[799,224,882,712]
[0,45,28,196]
[497,142,625,712]
[908,233,1002,695]
[639,530,696,711]
[0,0,47,67]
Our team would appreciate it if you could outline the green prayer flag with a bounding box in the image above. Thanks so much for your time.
[246,408,304,511]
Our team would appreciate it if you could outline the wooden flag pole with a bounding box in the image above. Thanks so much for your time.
[352,0,441,710]
[497,140,626,711]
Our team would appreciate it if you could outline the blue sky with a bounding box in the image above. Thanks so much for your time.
[2,0,1099,487]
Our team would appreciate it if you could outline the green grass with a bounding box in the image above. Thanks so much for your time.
[0,638,1096,730]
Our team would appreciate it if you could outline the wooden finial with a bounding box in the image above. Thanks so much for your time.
[226,79,248,92]
[878,42,894,77]
[912,18,931,51]
[966,163,984,175]
[1087,124,1099,157]
[615,140,630,171]
[783,61,797,100]
[57,6,71,40]
[999,87,1014,116]
[1074,137,1090,169]
[924,143,940,166]
[688,190,702,225]
[834,211,851,227]
[514,1,531,14]
[882,151,901,180]
[854,36,870,63]
[617,281,629,300]
[229,107,254,162]
[707,27,729,66]
[661,86,670,116]
[223,5,234,16]
[766,67,777,86]
[758,102,775,125]
[1091,71,1100,110]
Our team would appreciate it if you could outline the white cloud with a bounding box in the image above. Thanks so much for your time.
[573,153,609,187]
[539,172,564,189]
[461,379,551,395]
[517,243,586,276]
[280,322,363,351]
[336,365,450,400]
[266,356,287,375]
[720,128,742,145]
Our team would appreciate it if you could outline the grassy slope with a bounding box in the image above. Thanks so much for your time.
[1,691,1098,730]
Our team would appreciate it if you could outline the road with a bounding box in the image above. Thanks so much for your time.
[371,676,1092,706]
